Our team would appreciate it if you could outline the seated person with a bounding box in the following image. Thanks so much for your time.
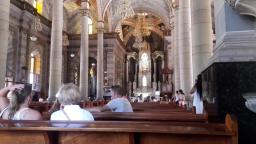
[178,89,186,107]
[50,83,94,121]
[32,91,40,101]
[173,90,180,103]
[48,98,61,114]
[100,85,133,112]
[0,83,42,120]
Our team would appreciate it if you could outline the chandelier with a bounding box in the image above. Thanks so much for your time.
[132,15,150,50]
[115,0,135,20]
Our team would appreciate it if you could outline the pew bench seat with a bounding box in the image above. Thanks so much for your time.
[0,115,237,144]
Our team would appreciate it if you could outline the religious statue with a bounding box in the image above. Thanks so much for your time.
[141,53,149,72]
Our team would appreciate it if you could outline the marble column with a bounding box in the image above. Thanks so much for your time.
[126,59,129,83]
[161,57,165,82]
[0,0,10,88]
[178,0,193,94]
[153,60,157,90]
[161,58,165,69]
[79,0,90,100]
[191,0,213,80]
[173,6,181,90]
[96,21,104,100]
[48,0,63,101]
[134,62,137,89]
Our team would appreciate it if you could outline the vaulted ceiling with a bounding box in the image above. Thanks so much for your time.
[41,0,172,51]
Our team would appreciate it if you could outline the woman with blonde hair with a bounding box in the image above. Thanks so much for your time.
[0,84,42,120]
[50,83,94,121]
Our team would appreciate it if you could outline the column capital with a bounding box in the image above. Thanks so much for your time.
[80,0,90,16]
[80,9,90,16]
[172,0,179,11]
[127,52,138,61]
[152,51,164,61]
[97,20,104,32]
[170,14,175,30]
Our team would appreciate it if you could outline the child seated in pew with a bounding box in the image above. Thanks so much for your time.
[178,89,186,108]
[0,83,42,120]
[50,83,94,121]
[100,85,133,112]
[173,90,180,104]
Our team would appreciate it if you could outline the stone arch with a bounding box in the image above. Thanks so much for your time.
[28,44,44,91]
[102,0,172,30]
[112,7,170,31]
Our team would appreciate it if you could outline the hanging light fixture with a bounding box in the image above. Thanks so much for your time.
[132,14,150,50]
[115,0,135,20]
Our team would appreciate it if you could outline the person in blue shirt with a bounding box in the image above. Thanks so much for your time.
[100,85,133,112]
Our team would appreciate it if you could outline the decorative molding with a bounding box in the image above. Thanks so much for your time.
[168,11,175,31]
[80,0,90,16]
[11,0,51,27]
[225,0,236,8]
[226,0,256,18]
[127,52,138,61]
[152,51,164,60]
[235,0,256,17]
[97,21,105,32]
[80,8,90,16]
[171,0,179,11]
[209,30,256,65]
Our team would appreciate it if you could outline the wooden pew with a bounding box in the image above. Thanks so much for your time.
[42,111,208,123]
[92,112,207,122]
[0,120,50,144]
[30,101,183,113]
[29,102,51,113]
[0,114,237,144]
[34,101,207,123]
[41,102,206,122]
[131,102,186,111]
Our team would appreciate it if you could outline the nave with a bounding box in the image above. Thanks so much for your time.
[0,0,256,144]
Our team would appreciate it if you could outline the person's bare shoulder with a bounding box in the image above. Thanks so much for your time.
[25,109,42,120]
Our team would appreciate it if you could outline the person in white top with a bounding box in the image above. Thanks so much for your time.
[178,89,186,107]
[190,75,204,114]
[100,85,133,112]
[0,83,42,120]
[50,83,94,121]
[173,90,180,104]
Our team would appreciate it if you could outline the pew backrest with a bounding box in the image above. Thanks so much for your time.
[0,115,237,144]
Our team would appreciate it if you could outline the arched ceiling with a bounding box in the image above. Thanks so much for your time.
[108,0,171,53]
[42,0,172,36]
[110,0,171,30]
[63,0,98,34]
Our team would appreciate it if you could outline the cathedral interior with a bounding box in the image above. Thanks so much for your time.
[0,0,256,143]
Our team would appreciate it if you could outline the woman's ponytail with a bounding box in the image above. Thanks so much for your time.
[7,91,20,119]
